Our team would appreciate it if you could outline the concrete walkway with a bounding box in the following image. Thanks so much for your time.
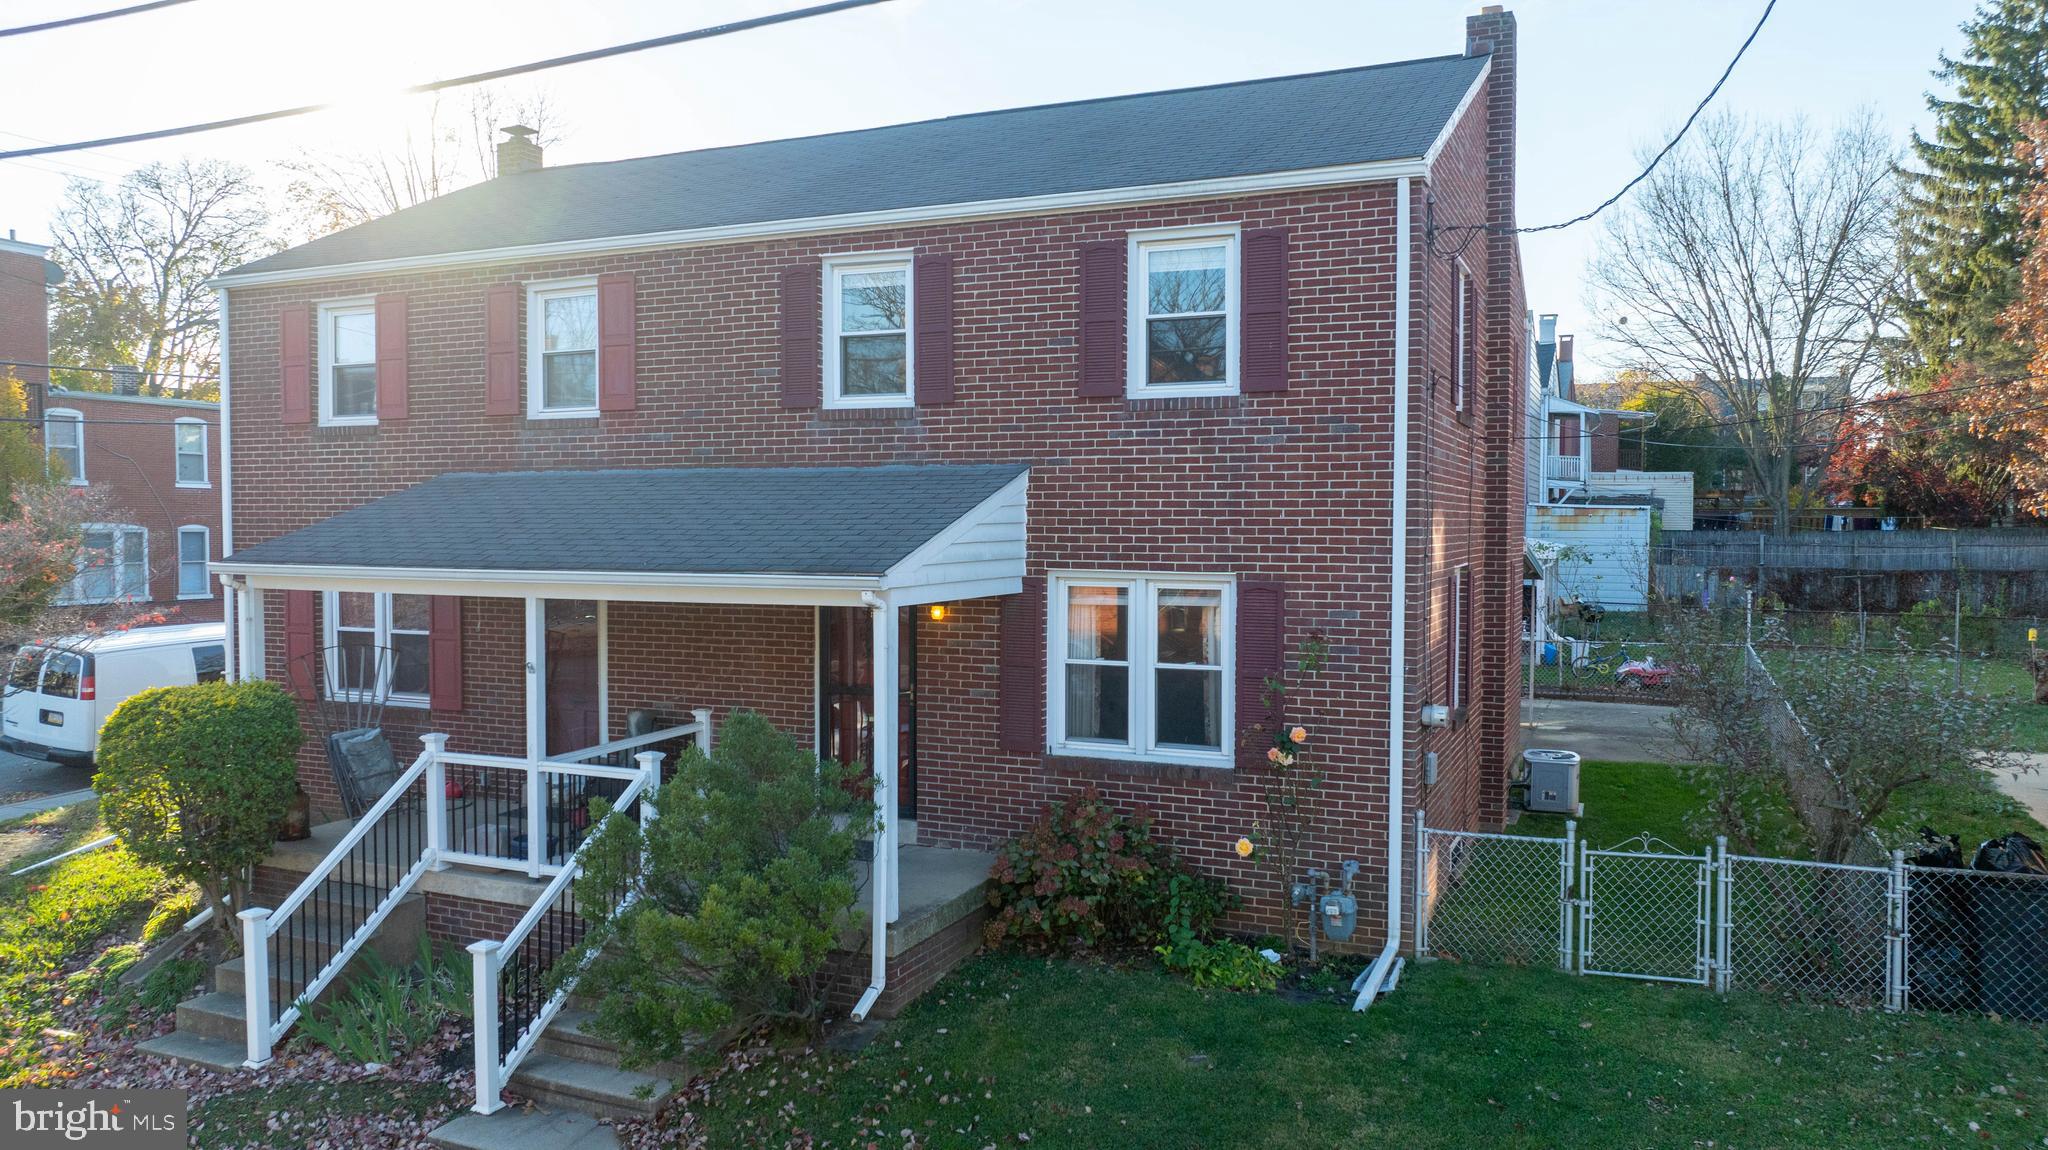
[1992,754,2048,829]
[1520,697,1685,764]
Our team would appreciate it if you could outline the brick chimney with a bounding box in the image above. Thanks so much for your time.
[110,363,140,395]
[495,125,543,177]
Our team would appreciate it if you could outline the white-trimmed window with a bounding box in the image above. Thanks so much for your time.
[44,408,84,484]
[318,300,378,425]
[823,252,913,408]
[1128,226,1239,398]
[62,524,146,604]
[526,279,599,418]
[1049,574,1234,766]
[324,591,431,706]
[174,418,208,486]
[177,526,211,599]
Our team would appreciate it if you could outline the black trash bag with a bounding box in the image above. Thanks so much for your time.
[1972,832,2048,876]
[1970,832,2048,1022]
[1911,826,1965,869]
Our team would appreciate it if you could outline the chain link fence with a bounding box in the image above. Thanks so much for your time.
[1417,812,2048,1021]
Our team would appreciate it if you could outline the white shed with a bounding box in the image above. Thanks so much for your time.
[1525,503,1652,610]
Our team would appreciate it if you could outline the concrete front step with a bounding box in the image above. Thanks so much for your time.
[533,1009,694,1080]
[133,1030,246,1072]
[173,991,247,1044]
[429,1106,619,1150]
[506,1053,673,1122]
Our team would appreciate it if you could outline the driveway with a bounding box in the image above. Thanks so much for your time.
[1520,697,1685,764]
[0,746,94,820]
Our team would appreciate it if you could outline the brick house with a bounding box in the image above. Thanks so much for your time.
[208,8,1527,1035]
[0,234,224,624]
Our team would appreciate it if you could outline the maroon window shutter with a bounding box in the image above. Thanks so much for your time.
[597,272,637,412]
[284,590,317,700]
[1235,581,1287,768]
[429,596,463,712]
[279,304,311,424]
[484,284,520,416]
[998,576,1046,754]
[1241,228,1290,392]
[1077,240,1125,397]
[375,292,408,420]
[779,261,821,408]
[914,251,955,405]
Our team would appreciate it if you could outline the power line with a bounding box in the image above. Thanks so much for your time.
[0,0,893,161]
[0,0,196,38]
[1438,0,1776,243]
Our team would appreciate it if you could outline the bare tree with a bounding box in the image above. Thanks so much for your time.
[48,158,273,399]
[279,85,564,239]
[1587,114,1900,534]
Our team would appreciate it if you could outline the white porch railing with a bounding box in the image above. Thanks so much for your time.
[237,714,712,1068]
[469,748,661,1115]
[1546,454,1585,482]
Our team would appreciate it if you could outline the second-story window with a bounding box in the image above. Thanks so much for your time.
[44,408,84,483]
[528,280,599,418]
[824,254,912,408]
[1130,227,1238,398]
[174,418,208,486]
[319,302,378,426]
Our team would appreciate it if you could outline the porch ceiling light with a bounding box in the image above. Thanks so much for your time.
[928,604,947,622]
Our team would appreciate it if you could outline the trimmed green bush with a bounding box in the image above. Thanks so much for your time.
[94,679,303,954]
[573,710,874,1068]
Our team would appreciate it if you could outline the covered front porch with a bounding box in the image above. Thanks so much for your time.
[213,464,1025,1109]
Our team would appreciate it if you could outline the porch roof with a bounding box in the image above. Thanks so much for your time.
[217,464,1028,606]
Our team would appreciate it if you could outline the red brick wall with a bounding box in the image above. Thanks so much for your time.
[227,46,1524,947]
[1589,412,1621,473]
[0,245,50,394]
[41,389,224,624]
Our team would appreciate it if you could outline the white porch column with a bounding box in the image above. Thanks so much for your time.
[221,579,238,681]
[523,596,545,878]
[871,596,900,925]
[236,583,264,681]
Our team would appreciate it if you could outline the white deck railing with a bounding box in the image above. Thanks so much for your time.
[237,713,712,1068]
[1546,454,1585,482]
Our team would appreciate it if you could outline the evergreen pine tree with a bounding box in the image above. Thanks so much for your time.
[1900,0,2048,381]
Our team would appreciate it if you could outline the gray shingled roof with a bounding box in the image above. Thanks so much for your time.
[224,465,1027,576]
[228,55,1485,277]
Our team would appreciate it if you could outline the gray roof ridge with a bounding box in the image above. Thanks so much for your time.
[503,53,1477,181]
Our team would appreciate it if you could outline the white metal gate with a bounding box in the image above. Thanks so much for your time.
[1577,836,1714,985]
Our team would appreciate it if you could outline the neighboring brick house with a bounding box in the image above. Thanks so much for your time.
[0,233,225,624]
[212,9,1527,1012]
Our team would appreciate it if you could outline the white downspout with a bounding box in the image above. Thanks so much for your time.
[217,286,236,679]
[1354,175,1413,1011]
[850,589,896,1022]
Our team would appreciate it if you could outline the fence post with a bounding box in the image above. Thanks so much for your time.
[237,907,273,1067]
[636,750,663,878]
[525,761,545,879]
[1714,836,1732,993]
[421,732,449,871]
[1886,849,1908,1012]
[469,939,503,1114]
[692,707,713,754]
[1409,806,1425,957]
[1559,819,1577,973]
[1574,838,1591,975]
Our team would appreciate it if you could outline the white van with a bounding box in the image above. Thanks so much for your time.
[2,623,227,768]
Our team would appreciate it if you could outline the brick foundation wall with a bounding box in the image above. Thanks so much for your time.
[820,905,991,1021]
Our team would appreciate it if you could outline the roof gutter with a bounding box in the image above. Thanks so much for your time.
[209,559,885,590]
[1354,174,1413,1012]
[205,157,1431,291]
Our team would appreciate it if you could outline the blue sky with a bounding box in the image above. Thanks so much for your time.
[0,0,1977,376]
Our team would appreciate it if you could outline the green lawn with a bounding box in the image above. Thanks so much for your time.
[1510,760,2046,859]
[671,953,2048,1149]
[190,1079,457,1149]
